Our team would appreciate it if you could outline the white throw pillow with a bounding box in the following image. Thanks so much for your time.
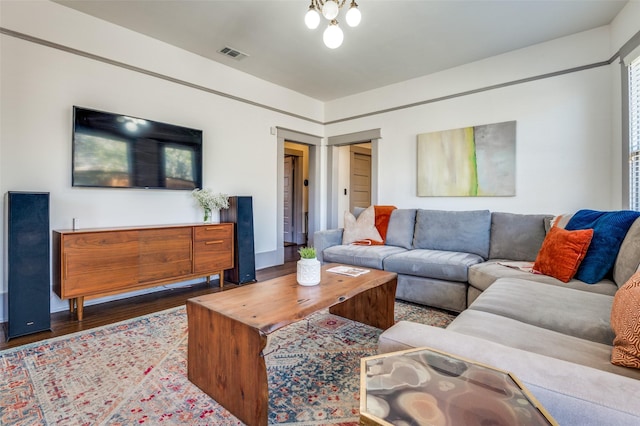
[342,206,382,245]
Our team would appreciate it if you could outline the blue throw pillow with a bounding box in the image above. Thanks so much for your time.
[565,209,640,284]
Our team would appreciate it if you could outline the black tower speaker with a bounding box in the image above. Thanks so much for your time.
[5,192,51,340]
[221,196,256,284]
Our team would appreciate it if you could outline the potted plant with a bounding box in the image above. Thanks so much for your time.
[297,246,321,286]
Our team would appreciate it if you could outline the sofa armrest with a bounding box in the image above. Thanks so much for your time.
[313,228,343,263]
[379,322,640,426]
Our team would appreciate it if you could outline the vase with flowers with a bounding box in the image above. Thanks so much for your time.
[192,189,230,223]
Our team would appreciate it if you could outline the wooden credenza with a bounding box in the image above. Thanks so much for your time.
[53,223,234,321]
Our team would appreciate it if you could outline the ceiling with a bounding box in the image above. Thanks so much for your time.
[54,0,628,102]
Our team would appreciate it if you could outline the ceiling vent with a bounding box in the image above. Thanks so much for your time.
[218,46,248,60]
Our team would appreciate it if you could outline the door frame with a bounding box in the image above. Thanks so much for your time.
[326,129,381,229]
[284,148,306,245]
[276,128,322,265]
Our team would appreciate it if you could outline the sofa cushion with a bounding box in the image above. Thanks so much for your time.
[322,244,407,270]
[468,261,618,295]
[489,212,551,261]
[342,205,382,245]
[395,274,468,313]
[385,209,416,249]
[446,310,640,380]
[467,278,615,345]
[413,209,491,259]
[613,217,640,288]
[532,226,593,283]
[611,271,640,369]
[384,249,484,282]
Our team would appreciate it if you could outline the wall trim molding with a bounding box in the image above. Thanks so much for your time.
[1,26,623,127]
[328,128,381,145]
[276,127,322,144]
[325,54,619,125]
[0,27,324,125]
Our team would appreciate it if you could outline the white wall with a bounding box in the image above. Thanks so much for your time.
[0,1,323,320]
[609,1,640,208]
[326,65,613,216]
[323,20,639,221]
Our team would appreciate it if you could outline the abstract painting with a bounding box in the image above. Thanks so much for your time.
[417,121,516,196]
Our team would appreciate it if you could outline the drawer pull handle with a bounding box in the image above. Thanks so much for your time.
[205,240,224,245]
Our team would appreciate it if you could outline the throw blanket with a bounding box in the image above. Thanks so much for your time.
[565,209,640,284]
[354,205,397,245]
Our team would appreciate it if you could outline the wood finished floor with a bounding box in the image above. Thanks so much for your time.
[0,245,302,350]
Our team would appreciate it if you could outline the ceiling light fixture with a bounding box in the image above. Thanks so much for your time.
[305,0,360,49]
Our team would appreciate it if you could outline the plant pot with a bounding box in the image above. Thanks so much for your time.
[297,257,321,286]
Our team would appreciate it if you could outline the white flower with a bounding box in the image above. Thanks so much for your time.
[192,189,230,211]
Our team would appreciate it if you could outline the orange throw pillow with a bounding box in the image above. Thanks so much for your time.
[611,271,640,369]
[373,205,397,243]
[533,226,593,283]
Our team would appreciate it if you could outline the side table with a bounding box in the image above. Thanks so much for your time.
[360,347,558,426]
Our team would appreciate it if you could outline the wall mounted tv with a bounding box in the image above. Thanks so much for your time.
[72,106,203,190]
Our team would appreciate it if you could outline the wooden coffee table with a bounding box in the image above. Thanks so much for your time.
[186,263,397,426]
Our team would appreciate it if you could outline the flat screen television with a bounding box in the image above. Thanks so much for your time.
[72,106,203,190]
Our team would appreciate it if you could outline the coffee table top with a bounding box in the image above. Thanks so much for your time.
[360,347,558,426]
[188,263,397,334]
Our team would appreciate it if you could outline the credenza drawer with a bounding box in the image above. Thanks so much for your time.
[193,240,233,273]
[194,224,233,242]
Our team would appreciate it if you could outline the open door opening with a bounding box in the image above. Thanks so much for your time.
[283,142,309,248]
[334,142,372,226]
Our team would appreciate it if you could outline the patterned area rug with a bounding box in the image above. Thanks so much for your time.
[0,301,455,425]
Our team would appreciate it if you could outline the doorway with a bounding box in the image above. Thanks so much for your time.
[283,142,309,247]
[326,128,381,230]
[334,142,372,226]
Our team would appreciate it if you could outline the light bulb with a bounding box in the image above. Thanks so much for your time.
[322,0,339,20]
[345,4,361,27]
[323,22,343,49]
[305,7,320,29]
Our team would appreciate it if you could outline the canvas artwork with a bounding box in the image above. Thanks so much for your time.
[417,121,516,197]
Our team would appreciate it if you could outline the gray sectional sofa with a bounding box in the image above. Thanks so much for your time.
[314,208,640,425]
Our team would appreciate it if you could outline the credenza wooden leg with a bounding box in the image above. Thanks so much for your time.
[76,296,85,321]
[69,298,76,313]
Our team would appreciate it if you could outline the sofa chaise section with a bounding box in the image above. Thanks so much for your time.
[378,323,640,426]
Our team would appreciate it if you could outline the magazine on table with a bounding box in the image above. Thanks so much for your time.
[327,266,370,277]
